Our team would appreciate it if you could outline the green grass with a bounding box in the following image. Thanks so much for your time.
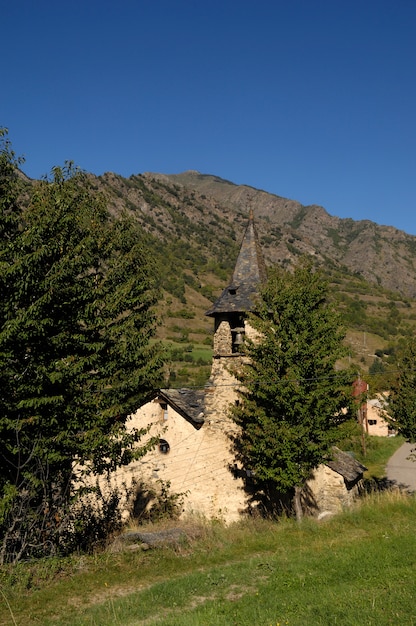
[359,435,405,479]
[2,491,416,625]
[161,340,213,387]
[189,345,213,363]
[0,435,408,625]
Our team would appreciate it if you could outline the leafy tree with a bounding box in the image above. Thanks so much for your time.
[231,260,354,519]
[0,129,23,276]
[387,338,416,442]
[0,132,164,560]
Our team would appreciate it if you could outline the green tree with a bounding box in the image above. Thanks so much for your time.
[0,128,23,273]
[387,338,416,442]
[231,261,354,519]
[0,133,164,560]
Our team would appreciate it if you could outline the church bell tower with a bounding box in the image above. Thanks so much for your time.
[204,210,266,425]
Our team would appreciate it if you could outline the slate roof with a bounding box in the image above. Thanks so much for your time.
[325,447,367,483]
[205,211,267,317]
[158,388,205,427]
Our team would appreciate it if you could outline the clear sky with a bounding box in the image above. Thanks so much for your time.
[2,1,416,234]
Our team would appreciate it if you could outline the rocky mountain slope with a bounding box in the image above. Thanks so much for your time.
[164,171,416,298]
[12,163,416,387]
[81,168,416,387]
[97,169,416,299]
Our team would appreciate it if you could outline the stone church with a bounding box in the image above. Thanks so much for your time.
[112,212,366,523]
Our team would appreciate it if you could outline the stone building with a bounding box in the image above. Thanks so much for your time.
[109,212,366,522]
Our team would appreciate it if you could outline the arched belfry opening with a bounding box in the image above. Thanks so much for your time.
[204,211,266,422]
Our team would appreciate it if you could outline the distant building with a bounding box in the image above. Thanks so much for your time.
[353,377,393,437]
[367,395,394,437]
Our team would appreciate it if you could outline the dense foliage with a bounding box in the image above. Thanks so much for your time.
[387,338,416,443]
[0,131,164,561]
[231,261,355,517]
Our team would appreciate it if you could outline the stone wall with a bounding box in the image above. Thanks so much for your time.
[101,398,248,523]
[93,397,362,523]
[204,318,257,430]
[213,316,233,355]
[305,465,362,518]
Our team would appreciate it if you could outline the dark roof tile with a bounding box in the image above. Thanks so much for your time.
[159,388,205,427]
[325,447,367,482]
[206,212,266,316]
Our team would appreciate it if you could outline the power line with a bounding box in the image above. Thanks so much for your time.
[165,366,407,393]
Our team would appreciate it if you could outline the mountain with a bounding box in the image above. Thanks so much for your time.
[16,166,414,388]
[86,168,416,388]
[164,171,416,298]
[98,169,416,299]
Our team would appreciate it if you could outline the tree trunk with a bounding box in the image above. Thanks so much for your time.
[293,485,303,522]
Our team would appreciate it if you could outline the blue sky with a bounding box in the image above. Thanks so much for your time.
[2,1,416,234]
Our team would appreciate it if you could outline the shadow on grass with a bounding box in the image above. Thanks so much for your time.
[361,475,414,494]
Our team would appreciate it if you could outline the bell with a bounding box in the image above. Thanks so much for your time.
[234,331,243,346]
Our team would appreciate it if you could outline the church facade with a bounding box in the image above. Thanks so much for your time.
[108,212,366,523]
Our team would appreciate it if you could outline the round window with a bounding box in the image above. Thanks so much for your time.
[159,439,170,454]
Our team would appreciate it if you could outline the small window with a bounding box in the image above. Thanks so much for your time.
[159,439,170,454]
[368,419,377,426]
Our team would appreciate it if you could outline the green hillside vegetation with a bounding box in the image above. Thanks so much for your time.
[157,259,416,391]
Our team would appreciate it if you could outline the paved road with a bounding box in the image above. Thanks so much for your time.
[386,442,416,492]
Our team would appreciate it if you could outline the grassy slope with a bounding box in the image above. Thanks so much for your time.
[360,435,405,479]
[2,493,415,626]
[1,437,412,626]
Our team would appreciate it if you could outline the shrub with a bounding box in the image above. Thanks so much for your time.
[129,480,185,522]
[0,479,126,563]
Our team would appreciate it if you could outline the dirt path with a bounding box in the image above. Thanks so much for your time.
[386,442,416,492]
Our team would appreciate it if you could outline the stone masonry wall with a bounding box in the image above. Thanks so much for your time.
[102,398,248,523]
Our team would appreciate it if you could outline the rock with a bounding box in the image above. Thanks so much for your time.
[110,527,187,551]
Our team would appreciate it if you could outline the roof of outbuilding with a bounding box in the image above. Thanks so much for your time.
[205,211,267,317]
[158,388,205,427]
[325,447,367,482]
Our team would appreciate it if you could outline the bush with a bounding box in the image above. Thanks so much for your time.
[58,482,126,555]
[0,479,125,563]
[129,480,185,523]
[369,358,385,375]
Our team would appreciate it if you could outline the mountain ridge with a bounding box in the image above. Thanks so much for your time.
[130,170,416,298]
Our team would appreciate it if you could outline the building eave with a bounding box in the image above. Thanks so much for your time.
[158,388,205,428]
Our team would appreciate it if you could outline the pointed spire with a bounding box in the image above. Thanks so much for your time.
[205,211,266,316]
